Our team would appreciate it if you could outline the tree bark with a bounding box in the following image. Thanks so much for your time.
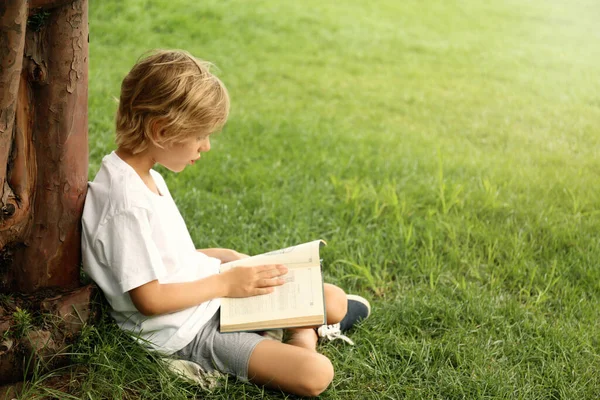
[0,0,88,293]
[0,1,34,270]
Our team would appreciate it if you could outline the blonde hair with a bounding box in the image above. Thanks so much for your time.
[115,49,230,154]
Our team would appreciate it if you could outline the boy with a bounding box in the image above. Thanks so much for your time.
[82,49,370,397]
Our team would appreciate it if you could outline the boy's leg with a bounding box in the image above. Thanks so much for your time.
[177,311,334,396]
[324,283,348,324]
[247,339,334,397]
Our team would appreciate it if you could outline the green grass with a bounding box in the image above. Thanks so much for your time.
[21,0,600,398]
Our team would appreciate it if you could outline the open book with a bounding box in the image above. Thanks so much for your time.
[219,240,326,333]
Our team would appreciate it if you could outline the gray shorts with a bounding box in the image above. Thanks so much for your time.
[175,310,267,381]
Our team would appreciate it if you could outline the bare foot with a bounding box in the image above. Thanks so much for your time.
[286,328,318,351]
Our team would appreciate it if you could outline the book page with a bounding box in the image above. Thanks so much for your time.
[221,265,324,323]
[219,240,325,330]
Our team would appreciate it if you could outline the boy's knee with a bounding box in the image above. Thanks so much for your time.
[297,353,334,397]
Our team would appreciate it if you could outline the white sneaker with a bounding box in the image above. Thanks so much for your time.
[317,323,355,345]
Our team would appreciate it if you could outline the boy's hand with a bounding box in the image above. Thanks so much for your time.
[222,264,288,297]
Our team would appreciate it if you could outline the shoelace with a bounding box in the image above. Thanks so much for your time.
[317,323,355,345]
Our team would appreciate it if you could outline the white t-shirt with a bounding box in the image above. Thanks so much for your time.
[81,151,221,354]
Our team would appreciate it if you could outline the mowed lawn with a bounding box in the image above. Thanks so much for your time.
[25,0,600,398]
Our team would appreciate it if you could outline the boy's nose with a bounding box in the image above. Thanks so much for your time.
[199,138,211,152]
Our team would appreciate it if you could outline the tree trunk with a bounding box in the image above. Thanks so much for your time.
[0,0,88,293]
[0,0,91,389]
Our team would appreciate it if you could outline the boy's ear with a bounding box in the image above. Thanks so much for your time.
[149,119,167,146]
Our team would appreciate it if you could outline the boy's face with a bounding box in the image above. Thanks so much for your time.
[153,135,211,173]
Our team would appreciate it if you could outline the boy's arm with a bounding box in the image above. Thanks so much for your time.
[197,248,249,263]
[129,263,287,316]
